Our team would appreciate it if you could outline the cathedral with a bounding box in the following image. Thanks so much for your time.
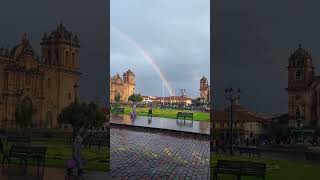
[200,76,210,102]
[287,43,320,128]
[0,23,80,129]
[110,69,135,103]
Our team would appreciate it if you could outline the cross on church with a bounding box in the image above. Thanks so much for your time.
[298,40,302,48]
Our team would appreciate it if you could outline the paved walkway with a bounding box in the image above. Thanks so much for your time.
[110,114,210,135]
[111,127,210,179]
[0,166,111,180]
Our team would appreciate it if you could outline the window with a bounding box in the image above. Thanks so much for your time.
[296,70,302,80]
[4,72,8,89]
[65,51,69,66]
[72,52,75,68]
[48,50,51,64]
[55,50,59,65]
[295,107,300,116]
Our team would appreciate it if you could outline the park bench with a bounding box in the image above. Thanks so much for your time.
[7,136,31,145]
[176,112,194,122]
[5,145,47,174]
[213,160,266,180]
[305,151,320,161]
[113,107,125,114]
[237,147,261,156]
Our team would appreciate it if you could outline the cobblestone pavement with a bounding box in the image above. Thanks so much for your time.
[0,166,111,180]
[111,126,210,179]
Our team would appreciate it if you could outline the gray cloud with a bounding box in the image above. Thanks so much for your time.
[0,0,108,105]
[213,0,320,114]
[111,0,210,98]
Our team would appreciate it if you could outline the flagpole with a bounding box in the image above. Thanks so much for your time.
[162,80,164,105]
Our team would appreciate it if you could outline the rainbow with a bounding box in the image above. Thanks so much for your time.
[111,24,173,96]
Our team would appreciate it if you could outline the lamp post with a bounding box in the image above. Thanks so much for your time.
[73,83,79,103]
[224,88,241,155]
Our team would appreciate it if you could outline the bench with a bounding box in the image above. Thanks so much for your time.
[214,160,266,180]
[112,107,125,114]
[237,147,261,156]
[176,112,193,122]
[7,136,31,145]
[5,146,47,174]
[305,151,320,161]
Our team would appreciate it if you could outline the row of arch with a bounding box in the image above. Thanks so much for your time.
[45,49,78,69]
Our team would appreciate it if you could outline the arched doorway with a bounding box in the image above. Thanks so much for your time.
[46,111,53,128]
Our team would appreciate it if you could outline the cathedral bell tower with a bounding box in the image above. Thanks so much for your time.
[39,23,81,129]
[287,43,314,127]
[200,76,209,101]
[40,23,80,71]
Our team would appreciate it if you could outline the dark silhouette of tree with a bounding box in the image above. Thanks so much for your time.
[58,101,106,138]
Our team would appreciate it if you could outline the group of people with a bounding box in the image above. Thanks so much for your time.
[210,134,320,153]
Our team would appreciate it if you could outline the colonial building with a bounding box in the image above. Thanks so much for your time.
[212,101,268,138]
[200,76,210,102]
[110,69,135,103]
[0,23,80,129]
[287,43,320,128]
[155,96,193,106]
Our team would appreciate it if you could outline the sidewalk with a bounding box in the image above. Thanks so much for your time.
[0,165,110,180]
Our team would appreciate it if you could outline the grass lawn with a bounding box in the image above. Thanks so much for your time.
[211,155,320,180]
[0,138,109,172]
[121,106,210,121]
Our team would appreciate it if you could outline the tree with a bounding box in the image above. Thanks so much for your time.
[15,97,33,132]
[128,93,143,104]
[114,92,121,103]
[58,101,106,138]
[113,92,121,109]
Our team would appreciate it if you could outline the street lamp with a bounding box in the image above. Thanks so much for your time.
[295,107,304,144]
[73,83,79,103]
[224,88,241,155]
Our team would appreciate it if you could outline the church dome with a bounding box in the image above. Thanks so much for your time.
[288,43,313,68]
[200,76,207,82]
[10,34,37,60]
[289,43,312,61]
[41,23,80,47]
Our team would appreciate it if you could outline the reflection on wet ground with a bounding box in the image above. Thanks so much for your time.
[110,114,210,135]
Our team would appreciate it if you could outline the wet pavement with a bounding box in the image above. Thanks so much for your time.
[111,127,210,179]
[110,114,210,135]
[0,165,111,180]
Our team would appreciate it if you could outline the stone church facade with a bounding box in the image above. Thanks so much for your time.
[287,44,320,128]
[0,23,80,129]
[110,69,135,103]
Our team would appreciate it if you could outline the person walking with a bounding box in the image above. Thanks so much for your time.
[148,102,152,119]
[130,103,137,119]
[73,134,84,176]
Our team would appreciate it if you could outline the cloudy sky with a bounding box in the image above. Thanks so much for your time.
[213,0,320,114]
[111,0,210,98]
[0,0,108,105]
